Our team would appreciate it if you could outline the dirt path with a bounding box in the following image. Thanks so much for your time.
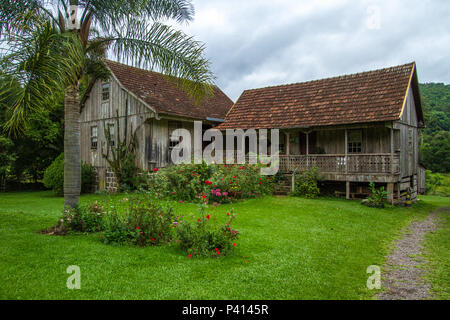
[377,206,450,300]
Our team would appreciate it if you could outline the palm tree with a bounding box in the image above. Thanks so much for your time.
[0,0,214,208]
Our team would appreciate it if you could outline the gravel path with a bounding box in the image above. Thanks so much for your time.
[377,207,450,300]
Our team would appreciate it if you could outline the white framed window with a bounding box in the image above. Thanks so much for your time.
[102,82,110,101]
[90,126,98,149]
[347,130,362,153]
[107,123,115,147]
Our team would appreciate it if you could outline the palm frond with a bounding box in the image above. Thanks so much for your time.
[0,21,85,135]
[103,20,214,103]
[0,0,60,36]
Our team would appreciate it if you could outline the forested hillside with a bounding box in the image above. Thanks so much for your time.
[419,83,450,173]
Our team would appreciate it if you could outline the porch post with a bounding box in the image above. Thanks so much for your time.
[344,129,348,174]
[285,132,291,171]
[390,124,394,174]
[387,183,394,205]
[286,132,290,156]
[345,129,350,200]
[346,181,351,200]
[306,132,309,169]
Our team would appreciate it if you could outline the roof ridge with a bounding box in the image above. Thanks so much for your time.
[242,62,416,93]
[104,59,223,90]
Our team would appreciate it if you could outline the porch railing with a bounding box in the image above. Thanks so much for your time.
[279,154,400,174]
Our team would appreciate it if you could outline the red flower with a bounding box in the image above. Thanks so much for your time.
[136,226,140,230]
[206,214,210,220]
[188,254,192,259]
[153,168,159,172]
[217,251,221,255]
[202,195,207,199]
[259,181,263,184]
[233,243,236,247]
[151,238,155,241]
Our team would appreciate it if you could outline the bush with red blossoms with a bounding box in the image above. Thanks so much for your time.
[175,205,239,257]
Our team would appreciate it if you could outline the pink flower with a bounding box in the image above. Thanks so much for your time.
[216,192,221,196]
[178,200,183,203]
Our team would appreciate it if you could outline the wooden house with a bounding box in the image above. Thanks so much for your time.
[80,60,234,190]
[216,62,424,204]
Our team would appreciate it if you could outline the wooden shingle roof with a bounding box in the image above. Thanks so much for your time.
[105,60,234,121]
[217,62,422,130]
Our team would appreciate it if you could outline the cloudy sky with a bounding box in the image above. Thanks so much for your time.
[172,0,450,101]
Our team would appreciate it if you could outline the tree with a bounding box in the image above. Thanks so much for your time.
[0,0,214,207]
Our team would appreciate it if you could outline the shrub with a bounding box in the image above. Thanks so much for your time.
[291,167,321,198]
[207,164,274,203]
[425,170,444,195]
[100,197,175,246]
[162,162,213,201]
[362,182,388,208]
[43,153,97,195]
[62,201,105,233]
[175,206,239,257]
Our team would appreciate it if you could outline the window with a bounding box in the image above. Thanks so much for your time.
[107,123,115,147]
[347,130,362,153]
[90,126,98,149]
[102,82,110,101]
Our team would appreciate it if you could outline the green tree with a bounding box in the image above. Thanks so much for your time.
[0,0,214,207]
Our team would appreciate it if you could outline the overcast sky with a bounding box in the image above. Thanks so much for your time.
[172,0,450,101]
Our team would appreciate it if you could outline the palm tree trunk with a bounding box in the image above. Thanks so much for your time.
[64,83,81,208]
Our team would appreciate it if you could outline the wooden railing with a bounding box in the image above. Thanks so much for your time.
[279,154,400,174]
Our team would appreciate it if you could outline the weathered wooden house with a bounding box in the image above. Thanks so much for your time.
[216,62,424,203]
[80,60,234,190]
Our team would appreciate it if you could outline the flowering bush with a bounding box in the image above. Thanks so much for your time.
[147,162,213,201]
[176,206,239,257]
[100,197,175,246]
[206,164,274,203]
[144,162,274,204]
[62,201,105,233]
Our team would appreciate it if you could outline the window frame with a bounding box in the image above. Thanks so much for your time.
[101,82,111,101]
[107,123,115,147]
[90,126,98,150]
[347,130,362,154]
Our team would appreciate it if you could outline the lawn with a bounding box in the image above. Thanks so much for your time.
[0,191,448,300]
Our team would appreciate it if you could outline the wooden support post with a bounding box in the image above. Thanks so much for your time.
[346,181,351,200]
[285,132,290,156]
[344,129,348,174]
[390,125,394,174]
[306,132,309,169]
[387,183,394,205]
[285,132,291,171]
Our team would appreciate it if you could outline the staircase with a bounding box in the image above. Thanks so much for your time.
[273,174,292,196]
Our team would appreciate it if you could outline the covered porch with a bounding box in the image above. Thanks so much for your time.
[277,123,401,203]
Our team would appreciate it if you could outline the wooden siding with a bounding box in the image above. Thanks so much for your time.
[395,86,420,178]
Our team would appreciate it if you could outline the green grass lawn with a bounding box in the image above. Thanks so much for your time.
[0,191,448,300]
